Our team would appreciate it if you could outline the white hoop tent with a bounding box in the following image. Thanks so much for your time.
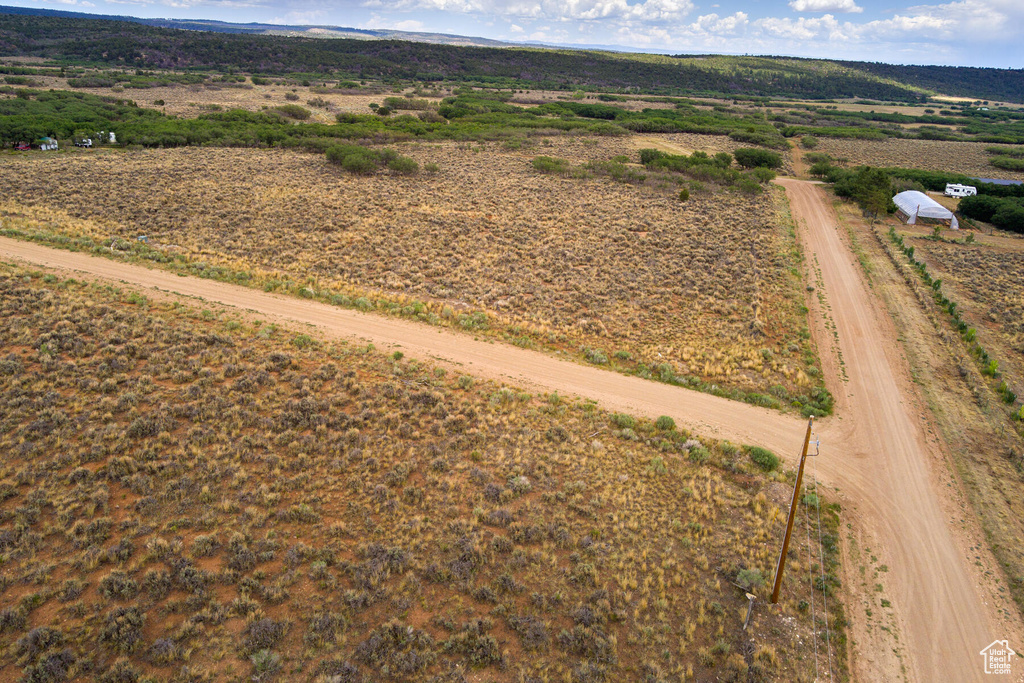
[893,190,958,229]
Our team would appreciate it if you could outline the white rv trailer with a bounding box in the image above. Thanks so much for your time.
[944,183,977,198]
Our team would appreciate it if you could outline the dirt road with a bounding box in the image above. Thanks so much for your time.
[1,180,1020,681]
[778,178,1022,682]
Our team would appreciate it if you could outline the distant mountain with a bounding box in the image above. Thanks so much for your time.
[0,5,515,47]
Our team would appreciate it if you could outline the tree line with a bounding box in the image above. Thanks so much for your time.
[5,11,1021,101]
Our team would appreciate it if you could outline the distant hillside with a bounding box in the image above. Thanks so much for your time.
[837,60,1024,103]
[1,7,1023,102]
[0,5,519,46]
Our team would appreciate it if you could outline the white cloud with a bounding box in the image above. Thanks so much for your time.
[690,11,748,33]
[752,0,1019,48]
[788,0,863,14]
[757,14,843,40]
[362,0,693,24]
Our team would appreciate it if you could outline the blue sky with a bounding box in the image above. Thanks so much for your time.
[12,0,1024,67]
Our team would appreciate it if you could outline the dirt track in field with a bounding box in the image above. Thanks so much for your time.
[2,179,1022,681]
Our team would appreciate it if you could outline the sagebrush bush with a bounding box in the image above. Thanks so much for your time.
[747,446,780,471]
[100,607,145,652]
[387,156,419,175]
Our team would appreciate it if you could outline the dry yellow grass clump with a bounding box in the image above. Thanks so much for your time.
[813,138,1024,181]
[0,140,818,403]
[0,266,842,682]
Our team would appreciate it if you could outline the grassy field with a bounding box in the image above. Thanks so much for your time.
[0,140,824,410]
[0,264,843,682]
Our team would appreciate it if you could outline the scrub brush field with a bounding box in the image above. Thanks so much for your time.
[0,139,828,413]
[0,266,843,682]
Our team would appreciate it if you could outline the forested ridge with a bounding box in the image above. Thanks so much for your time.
[2,8,1023,102]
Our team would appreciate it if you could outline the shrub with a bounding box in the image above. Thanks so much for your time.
[611,413,635,429]
[801,135,818,149]
[747,446,779,471]
[387,156,419,175]
[0,607,27,633]
[442,620,503,668]
[678,188,690,202]
[736,568,765,590]
[284,91,299,101]
[250,649,282,678]
[304,611,348,647]
[688,446,710,464]
[242,618,288,654]
[735,177,763,194]
[99,659,140,683]
[100,607,145,652]
[655,415,676,431]
[22,649,76,683]
[341,151,380,176]
[57,578,84,602]
[639,148,665,165]
[16,627,65,660]
[991,203,1024,233]
[532,156,571,174]
[990,157,1024,171]
[355,621,435,672]
[142,569,172,599]
[734,148,783,169]
[99,571,139,601]
[273,104,311,120]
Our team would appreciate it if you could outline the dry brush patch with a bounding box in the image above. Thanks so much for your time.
[0,266,843,682]
[910,237,1024,405]
[0,73,409,124]
[812,138,1024,181]
[0,140,822,408]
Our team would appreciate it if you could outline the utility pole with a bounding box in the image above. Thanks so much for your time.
[771,417,815,604]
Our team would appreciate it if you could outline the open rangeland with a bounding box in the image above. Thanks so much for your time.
[811,138,1024,181]
[0,141,822,408]
[906,229,1024,398]
[3,178,1023,682]
[0,69,428,124]
[0,263,838,683]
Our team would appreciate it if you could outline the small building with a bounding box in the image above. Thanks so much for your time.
[37,137,58,151]
[893,190,959,229]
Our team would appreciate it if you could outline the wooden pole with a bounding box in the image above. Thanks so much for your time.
[771,416,814,604]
